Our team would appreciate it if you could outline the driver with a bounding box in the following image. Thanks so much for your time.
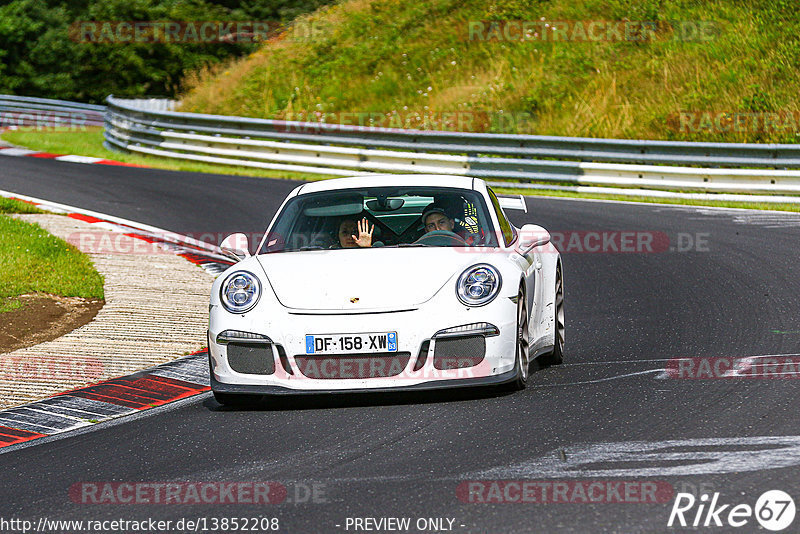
[421,202,483,245]
[422,203,456,233]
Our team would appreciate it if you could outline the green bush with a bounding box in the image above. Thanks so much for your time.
[0,0,333,103]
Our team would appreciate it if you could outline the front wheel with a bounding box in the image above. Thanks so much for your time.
[507,285,530,391]
[540,267,564,366]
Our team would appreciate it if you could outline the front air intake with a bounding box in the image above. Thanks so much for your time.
[432,335,486,370]
[227,343,276,375]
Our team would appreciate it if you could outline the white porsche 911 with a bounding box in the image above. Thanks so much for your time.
[208,175,564,405]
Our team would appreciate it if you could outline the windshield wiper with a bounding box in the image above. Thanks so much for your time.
[396,243,432,247]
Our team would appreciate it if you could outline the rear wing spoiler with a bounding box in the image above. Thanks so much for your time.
[497,194,527,213]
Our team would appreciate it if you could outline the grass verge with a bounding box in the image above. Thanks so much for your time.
[0,215,104,314]
[493,186,800,212]
[0,299,23,313]
[0,197,46,214]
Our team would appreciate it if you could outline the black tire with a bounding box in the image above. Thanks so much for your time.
[212,391,262,407]
[508,284,530,391]
[540,266,564,366]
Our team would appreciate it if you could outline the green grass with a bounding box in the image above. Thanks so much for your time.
[0,298,23,313]
[0,216,104,305]
[0,197,83,313]
[0,128,323,182]
[0,197,45,214]
[180,0,800,144]
[494,186,800,212]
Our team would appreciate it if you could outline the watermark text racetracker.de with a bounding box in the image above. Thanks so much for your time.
[664,356,800,379]
[69,20,330,44]
[0,354,103,381]
[272,110,534,134]
[0,111,97,130]
[66,230,711,255]
[69,481,327,505]
[466,19,720,43]
[496,230,707,255]
[543,231,706,254]
[457,480,674,503]
[668,111,800,136]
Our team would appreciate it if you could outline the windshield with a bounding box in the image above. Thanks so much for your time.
[259,186,498,253]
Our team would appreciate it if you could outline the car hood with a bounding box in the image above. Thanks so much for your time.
[256,247,491,312]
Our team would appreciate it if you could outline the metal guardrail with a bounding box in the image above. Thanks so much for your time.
[104,97,800,168]
[0,95,173,128]
[0,95,105,128]
[112,98,177,112]
[104,96,800,197]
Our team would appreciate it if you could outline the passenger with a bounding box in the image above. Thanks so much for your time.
[337,217,374,248]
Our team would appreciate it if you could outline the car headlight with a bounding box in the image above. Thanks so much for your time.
[456,264,501,306]
[220,271,261,313]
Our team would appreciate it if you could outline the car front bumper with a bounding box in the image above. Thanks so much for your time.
[208,293,520,393]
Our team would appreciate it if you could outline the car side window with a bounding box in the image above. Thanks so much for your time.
[488,189,514,247]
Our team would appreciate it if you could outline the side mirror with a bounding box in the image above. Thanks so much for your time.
[517,224,550,255]
[220,233,251,262]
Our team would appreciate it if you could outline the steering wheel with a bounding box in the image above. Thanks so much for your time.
[413,230,468,247]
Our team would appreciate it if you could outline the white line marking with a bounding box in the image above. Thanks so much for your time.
[53,155,103,164]
[0,414,60,433]
[21,406,92,424]
[474,436,800,479]
[533,369,662,387]
[561,352,800,366]
[33,401,123,419]
[0,148,37,156]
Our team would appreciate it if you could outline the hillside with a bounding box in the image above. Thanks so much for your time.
[179,0,800,143]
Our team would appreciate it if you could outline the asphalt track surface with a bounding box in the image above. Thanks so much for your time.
[1,156,800,533]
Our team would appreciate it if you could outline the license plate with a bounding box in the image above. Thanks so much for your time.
[305,332,397,354]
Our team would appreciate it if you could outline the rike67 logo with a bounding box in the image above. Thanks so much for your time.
[668,490,795,531]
